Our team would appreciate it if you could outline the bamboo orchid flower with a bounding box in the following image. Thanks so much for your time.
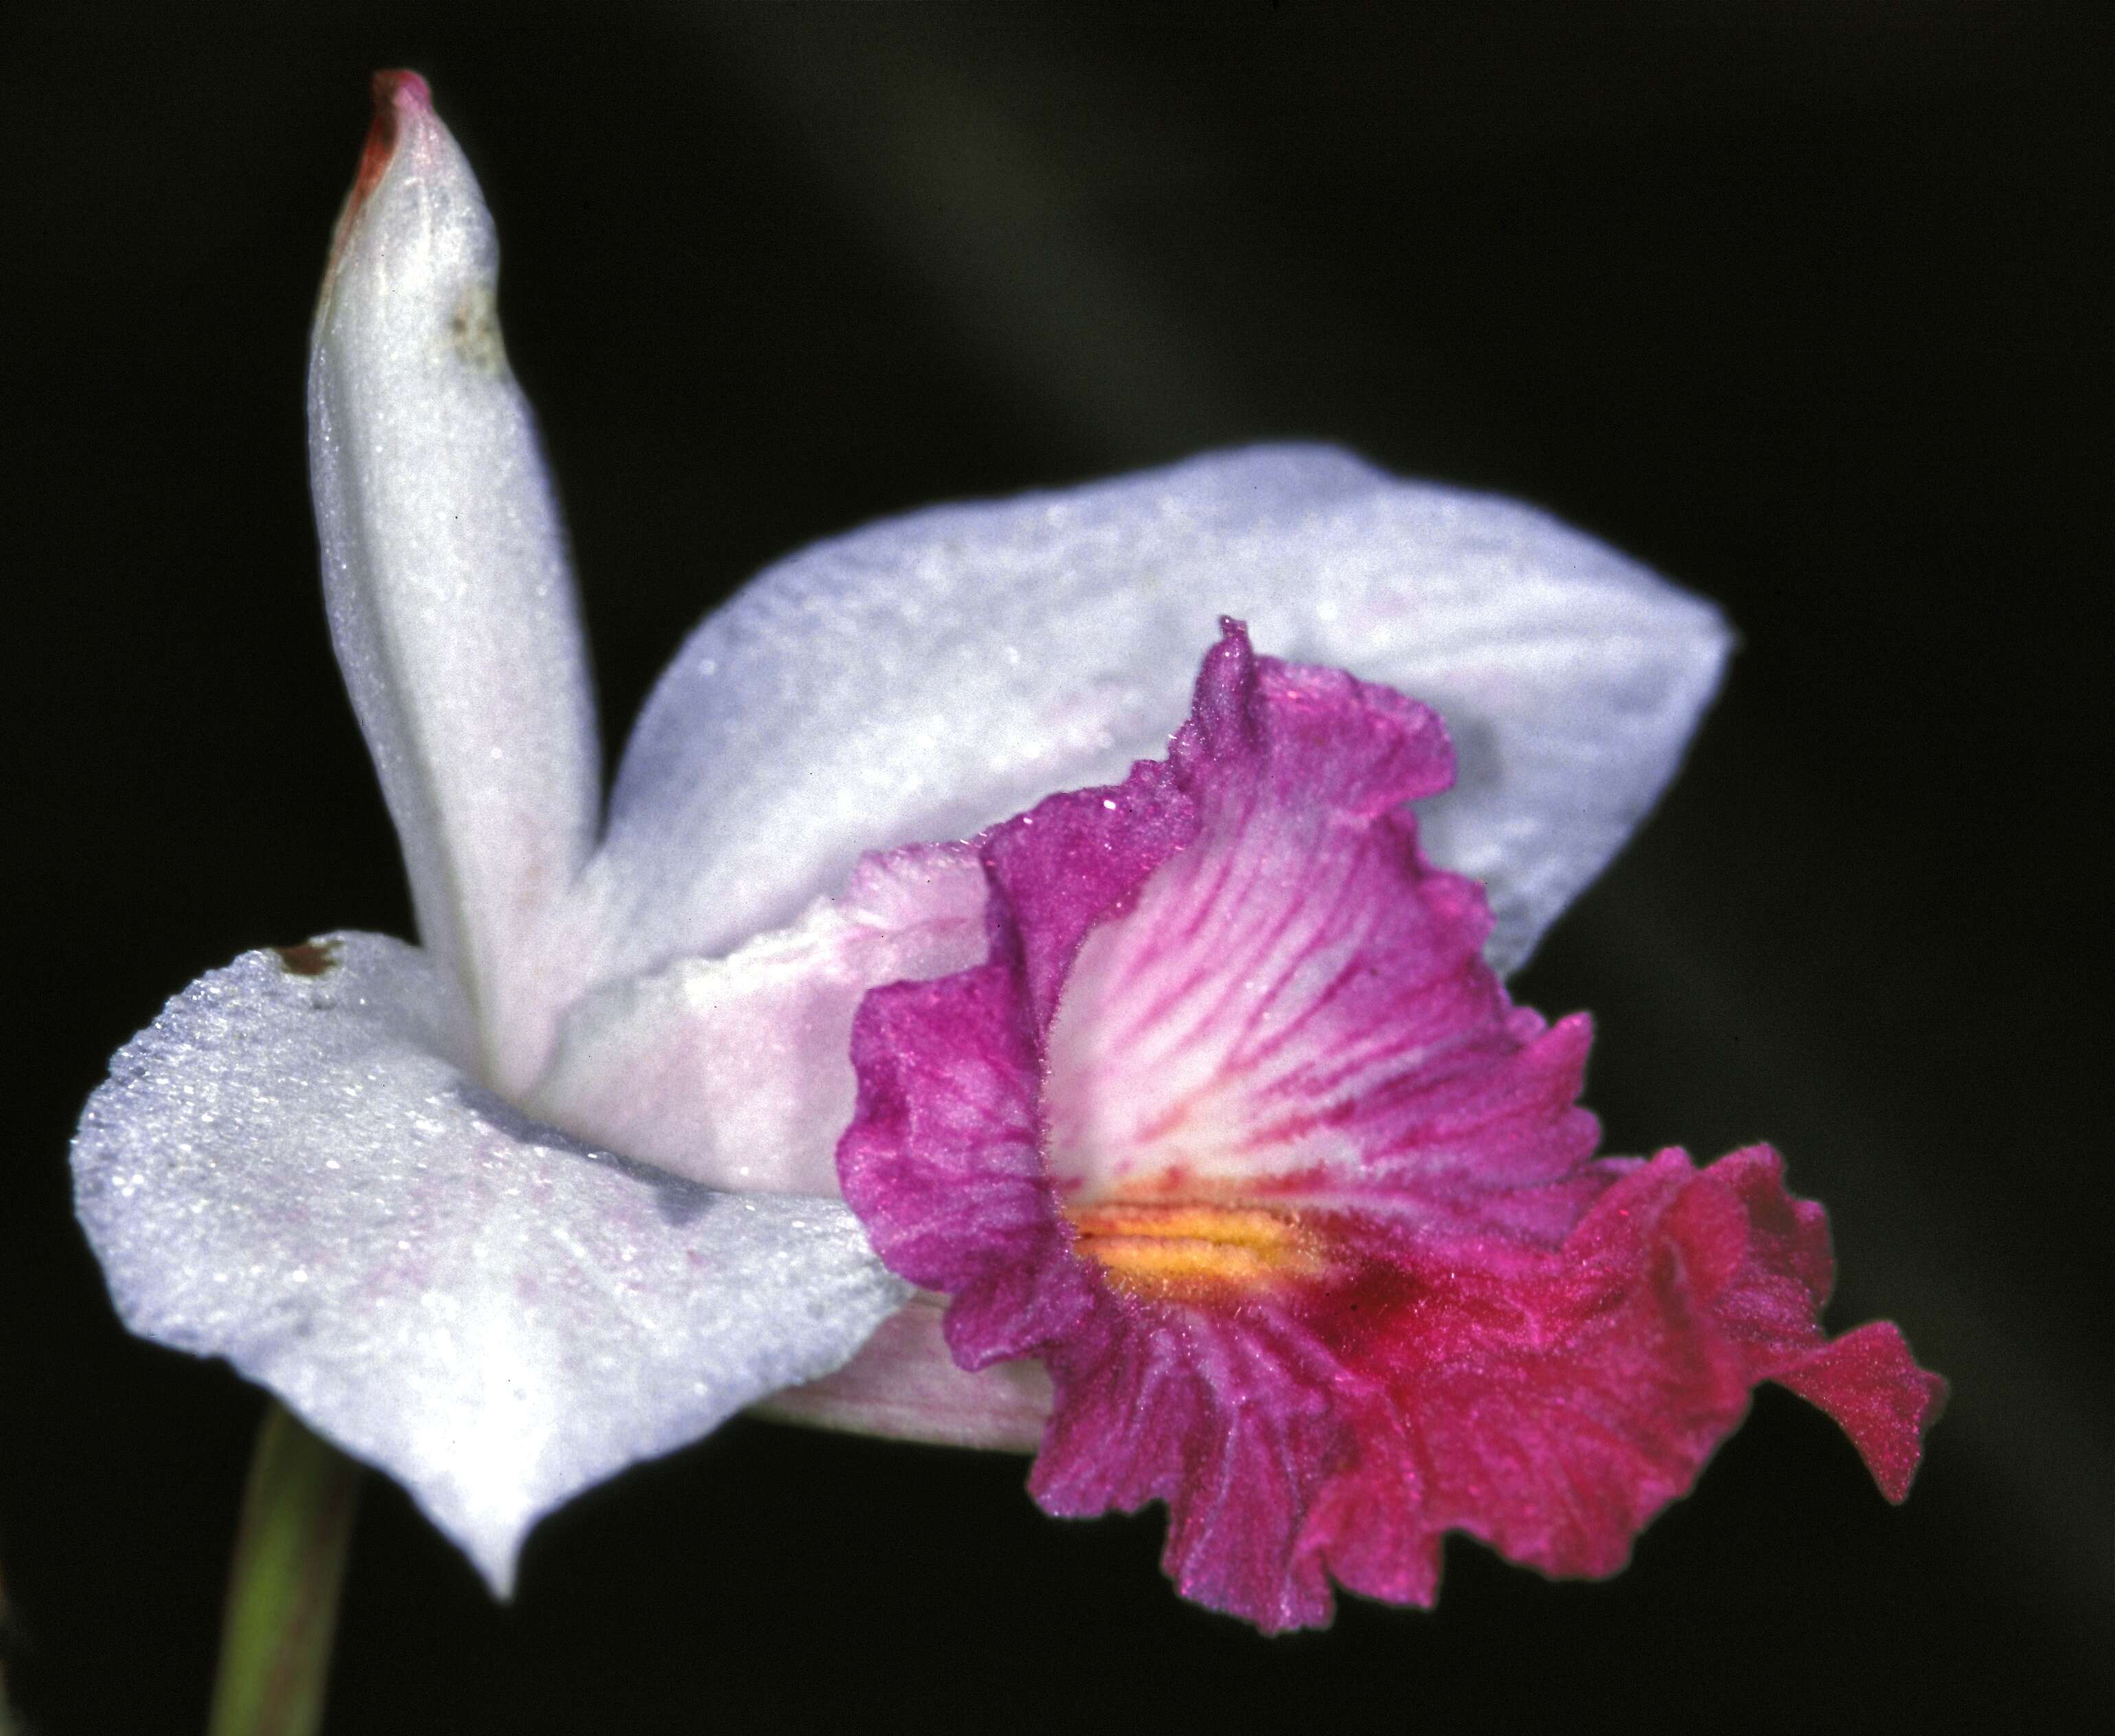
[73,74,1744,1595]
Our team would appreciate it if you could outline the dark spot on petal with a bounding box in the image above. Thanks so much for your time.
[451,284,508,374]
[275,939,342,977]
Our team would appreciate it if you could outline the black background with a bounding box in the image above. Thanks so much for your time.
[5,3,2107,1731]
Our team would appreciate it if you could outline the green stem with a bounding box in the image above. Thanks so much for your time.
[207,1402,362,1736]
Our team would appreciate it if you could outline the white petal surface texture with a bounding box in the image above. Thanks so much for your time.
[309,73,599,1093]
[593,447,1731,981]
[529,847,990,1195]
[71,936,909,1594]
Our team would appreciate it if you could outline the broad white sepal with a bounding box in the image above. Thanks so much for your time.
[73,937,909,1593]
[587,446,1730,987]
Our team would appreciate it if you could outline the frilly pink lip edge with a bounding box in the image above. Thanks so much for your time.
[838,620,1945,1631]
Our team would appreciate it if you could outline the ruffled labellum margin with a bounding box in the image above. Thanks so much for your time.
[840,622,1945,1632]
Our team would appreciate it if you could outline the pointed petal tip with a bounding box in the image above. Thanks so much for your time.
[350,69,433,203]
[328,69,440,275]
[374,67,433,110]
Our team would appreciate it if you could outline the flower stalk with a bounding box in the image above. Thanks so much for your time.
[207,1404,362,1736]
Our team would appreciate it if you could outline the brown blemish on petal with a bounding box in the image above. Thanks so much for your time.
[275,939,343,978]
[450,283,509,374]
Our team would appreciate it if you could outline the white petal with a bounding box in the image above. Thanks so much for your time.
[529,847,988,1194]
[585,446,1728,985]
[71,935,908,1594]
[309,75,599,1090]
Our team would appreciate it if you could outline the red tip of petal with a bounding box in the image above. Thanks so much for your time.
[325,71,433,277]
[351,70,431,212]
[376,67,433,108]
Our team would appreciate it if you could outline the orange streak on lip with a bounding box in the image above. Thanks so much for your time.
[1068,1200,1328,1298]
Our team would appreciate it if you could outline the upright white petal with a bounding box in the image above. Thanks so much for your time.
[72,936,908,1593]
[588,446,1730,984]
[309,73,599,1090]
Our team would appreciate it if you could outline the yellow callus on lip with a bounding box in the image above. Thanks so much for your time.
[1066,1200,1327,1298]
